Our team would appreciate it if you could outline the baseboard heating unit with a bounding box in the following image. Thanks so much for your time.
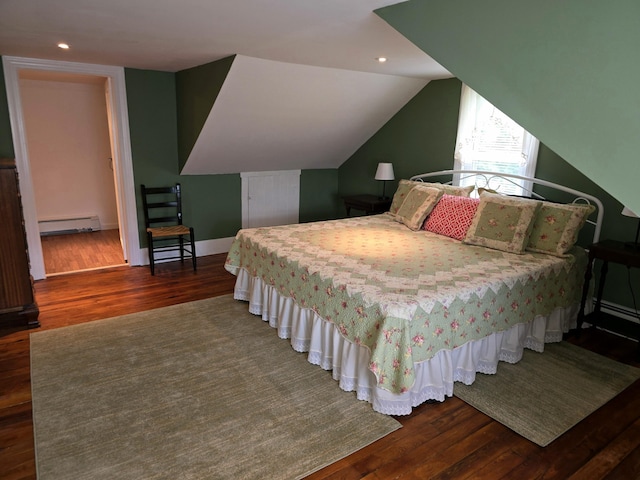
[39,215,101,236]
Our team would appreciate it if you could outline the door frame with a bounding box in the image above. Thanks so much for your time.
[2,56,141,279]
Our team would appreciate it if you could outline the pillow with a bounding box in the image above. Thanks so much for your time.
[527,202,596,256]
[389,180,474,216]
[418,181,475,198]
[463,192,541,254]
[394,185,444,231]
[389,180,417,216]
[423,194,480,240]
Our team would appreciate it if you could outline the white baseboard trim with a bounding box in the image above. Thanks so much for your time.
[136,236,235,266]
[584,298,639,342]
[598,299,640,324]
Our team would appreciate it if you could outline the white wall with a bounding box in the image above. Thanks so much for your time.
[19,75,119,230]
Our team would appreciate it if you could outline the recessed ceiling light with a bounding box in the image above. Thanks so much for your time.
[376,57,387,63]
[57,43,70,50]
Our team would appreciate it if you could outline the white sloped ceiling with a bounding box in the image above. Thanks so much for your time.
[180,55,429,175]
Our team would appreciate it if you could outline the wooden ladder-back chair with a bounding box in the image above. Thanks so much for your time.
[141,183,196,275]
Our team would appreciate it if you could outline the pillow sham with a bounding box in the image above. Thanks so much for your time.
[423,194,480,240]
[394,185,444,231]
[389,179,417,215]
[527,202,596,256]
[419,181,475,198]
[389,180,475,216]
[464,192,541,254]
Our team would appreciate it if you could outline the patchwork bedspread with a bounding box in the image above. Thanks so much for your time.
[225,214,587,395]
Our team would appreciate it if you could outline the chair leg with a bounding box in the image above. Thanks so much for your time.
[190,227,197,272]
[147,232,155,275]
[179,235,185,263]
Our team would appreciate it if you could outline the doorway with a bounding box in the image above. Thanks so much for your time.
[2,56,141,280]
[19,70,126,275]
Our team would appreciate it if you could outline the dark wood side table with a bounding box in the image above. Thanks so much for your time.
[343,194,392,216]
[577,240,640,351]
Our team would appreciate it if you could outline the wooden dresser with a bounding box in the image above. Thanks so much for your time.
[0,158,39,328]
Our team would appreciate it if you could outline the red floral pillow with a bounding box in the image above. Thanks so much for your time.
[423,194,480,240]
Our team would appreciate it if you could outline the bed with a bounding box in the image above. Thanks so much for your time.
[224,170,603,415]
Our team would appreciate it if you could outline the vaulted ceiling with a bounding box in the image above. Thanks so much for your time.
[180,55,429,174]
[0,1,452,175]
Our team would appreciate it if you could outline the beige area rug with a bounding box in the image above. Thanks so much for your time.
[453,341,640,447]
[30,295,401,480]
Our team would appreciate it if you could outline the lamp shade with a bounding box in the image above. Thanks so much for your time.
[375,162,395,181]
[621,207,639,218]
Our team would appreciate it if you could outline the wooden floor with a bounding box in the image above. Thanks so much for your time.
[40,229,126,275]
[1,254,640,479]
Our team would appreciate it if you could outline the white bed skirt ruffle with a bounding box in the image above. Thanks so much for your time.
[233,268,578,415]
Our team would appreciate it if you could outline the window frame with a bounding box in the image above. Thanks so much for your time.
[453,85,539,196]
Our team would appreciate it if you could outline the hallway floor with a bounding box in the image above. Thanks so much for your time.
[40,229,126,275]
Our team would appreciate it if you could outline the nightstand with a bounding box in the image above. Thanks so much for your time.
[343,194,392,216]
[577,240,640,350]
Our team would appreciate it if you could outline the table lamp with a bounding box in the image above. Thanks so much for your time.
[375,162,394,200]
[621,206,640,249]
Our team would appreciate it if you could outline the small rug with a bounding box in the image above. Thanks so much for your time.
[453,341,640,447]
[30,295,401,480]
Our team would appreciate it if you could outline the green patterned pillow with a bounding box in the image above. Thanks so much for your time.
[389,180,417,215]
[527,202,596,256]
[389,180,474,216]
[464,192,541,254]
[394,185,444,230]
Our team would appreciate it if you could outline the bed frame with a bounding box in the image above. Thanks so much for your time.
[410,169,604,244]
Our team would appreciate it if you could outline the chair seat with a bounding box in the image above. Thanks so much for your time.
[147,225,192,237]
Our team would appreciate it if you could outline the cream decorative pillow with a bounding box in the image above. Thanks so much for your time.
[394,185,444,231]
[418,181,475,197]
[527,202,596,256]
[389,180,418,216]
[464,192,541,254]
[389,180,475,217]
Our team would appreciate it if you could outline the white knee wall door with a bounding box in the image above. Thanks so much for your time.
[241,170,301,229]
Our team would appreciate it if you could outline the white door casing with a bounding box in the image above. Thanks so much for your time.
[2,56,141,279]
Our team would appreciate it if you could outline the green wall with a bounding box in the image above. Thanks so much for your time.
[300,169,341,222]
[377,0,640,216]
[339,78,461,200]
[126,67,339,246]
[172,58,340,225]
[126,68,242,246]
[0,60,14,158]
[176,55,235,170]
[340,76,639,309]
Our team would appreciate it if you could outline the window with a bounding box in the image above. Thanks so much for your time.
[453,85,539,196]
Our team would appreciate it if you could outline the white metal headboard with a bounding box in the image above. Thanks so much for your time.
[409,169,604,244]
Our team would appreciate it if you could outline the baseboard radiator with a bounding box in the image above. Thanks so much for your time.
[600,300,640,325]
[39,215,101,236]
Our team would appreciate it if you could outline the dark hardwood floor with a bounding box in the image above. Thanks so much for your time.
[1,253,640,479]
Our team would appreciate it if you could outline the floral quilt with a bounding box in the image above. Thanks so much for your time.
[225,214,587,395]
